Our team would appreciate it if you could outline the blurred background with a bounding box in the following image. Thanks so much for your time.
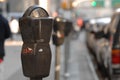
[0,0,120,80]
[0,0,115,33]
[0,0,114,20]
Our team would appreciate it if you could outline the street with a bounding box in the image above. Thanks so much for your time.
[1,30,99,80]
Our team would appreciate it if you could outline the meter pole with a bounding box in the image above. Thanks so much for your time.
[64,34,71,79]
[55,46,61,80]
[30,77,42,80]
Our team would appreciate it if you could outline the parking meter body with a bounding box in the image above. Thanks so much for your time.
[19,6,53,78]
[52,17,66,46]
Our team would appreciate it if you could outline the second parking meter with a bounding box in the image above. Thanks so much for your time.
[64,21,73,37]
[19,5,53,79]
[52,17,66,46]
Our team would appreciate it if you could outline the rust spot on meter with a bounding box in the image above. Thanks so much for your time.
[23,47,33,54]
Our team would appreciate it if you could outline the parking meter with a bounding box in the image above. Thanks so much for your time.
[52,17,66,46]
[19,5,53,79]
[64,21,73,37]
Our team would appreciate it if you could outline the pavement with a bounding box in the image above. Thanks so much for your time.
[0,30,99,80]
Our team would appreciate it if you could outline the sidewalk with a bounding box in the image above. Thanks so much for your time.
[59,30,99,80]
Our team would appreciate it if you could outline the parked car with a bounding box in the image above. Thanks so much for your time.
[8,12,23,34]
[85,17,112,79]
[108,11,120,79]
[91,11,120,80]
[86,22,97,56]
[86,17,111,57]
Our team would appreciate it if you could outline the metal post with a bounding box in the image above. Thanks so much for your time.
[30,77,42,80]
[64,34,71,79]
[0,62,4,80]
[55,46,61,80]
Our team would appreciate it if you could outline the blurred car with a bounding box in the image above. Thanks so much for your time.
[107,11,120,79]
[8,12,23,34]
[86,17,112,79]
[94,28,111,78]
[89,11,120,80]
[86,17,111,57]
[9,18,19,34]
[86,22,97,56]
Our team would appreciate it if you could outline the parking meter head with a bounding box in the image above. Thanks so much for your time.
[52,17,66,46]
[23,5,49,17]
[53,17,66,32]
[19,5,53,78]
[19,17,35,43]
[19,5,54,43]
[33,18,53,43]
[19,17,53,43]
